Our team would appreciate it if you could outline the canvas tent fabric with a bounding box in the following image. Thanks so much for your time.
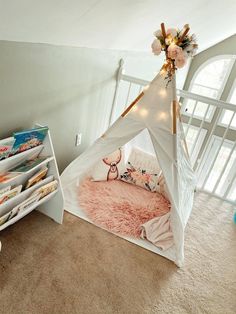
[61,71,195,267]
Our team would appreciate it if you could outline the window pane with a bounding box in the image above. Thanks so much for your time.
[191,84,218,98]
[193,58,232,90]
[183,99,196,115]
[219,80,236,128]
[197,137,219,188]
[184,98,214,120]
[227,178,236,202]
[182,124,207,165]
[183,125,198,152]
[229,87,236,104]
[220,110,236,128]
[215,149,236,196]
[203,144,232,192]
[194,102,213,119]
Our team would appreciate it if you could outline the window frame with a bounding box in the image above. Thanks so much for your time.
[184,55,236,122]
[218,77,236,130]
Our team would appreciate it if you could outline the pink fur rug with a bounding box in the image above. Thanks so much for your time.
[78,178,171,238]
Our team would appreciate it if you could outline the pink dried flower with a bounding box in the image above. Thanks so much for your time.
[151,39,162,55]
[175,50,187,68]
[167,44,182,60]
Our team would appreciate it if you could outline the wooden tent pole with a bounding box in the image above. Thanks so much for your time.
[172,100,177,134]
[160,22,177,135]
[171,24,190,134]
[121,91,144,117]
[161,22,168,59]
[161,22,167,38]
[177,25,190,45]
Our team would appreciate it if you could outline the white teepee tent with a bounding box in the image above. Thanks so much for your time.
[61,70,195,266]
[61,23,197,266]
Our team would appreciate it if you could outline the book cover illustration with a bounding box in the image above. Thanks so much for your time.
[0,210,12,226]
[0,185,22,205]
[25,167,48,189]
[0,193,41,227]
[0,206,19,226]
[0,172,21,184]
[0,137,15,160]
[31,180,58,200]
[0,185,11,195]
[10,156,49,173]
[11,126,48,154]
[14,194,41,215]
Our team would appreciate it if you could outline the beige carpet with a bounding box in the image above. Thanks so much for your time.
[0,192,235,314]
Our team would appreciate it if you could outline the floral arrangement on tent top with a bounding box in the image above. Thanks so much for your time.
[151,23,198,84]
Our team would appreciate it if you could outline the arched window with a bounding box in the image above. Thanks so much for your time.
[185,55,235,120]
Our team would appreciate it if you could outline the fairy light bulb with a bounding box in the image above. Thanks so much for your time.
[160,68,166,75]
[139,108,148,117]
[159,88,167,97]
[143,85,149,92]
[156,111,168,121]
[132,105,138,112]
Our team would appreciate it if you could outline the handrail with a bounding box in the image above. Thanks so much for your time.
[178,90,236,112]
[121,74,236,112]
[116,68,236,204]
[121,74,149,87]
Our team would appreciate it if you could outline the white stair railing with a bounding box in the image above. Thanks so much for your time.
[111,64,236,205]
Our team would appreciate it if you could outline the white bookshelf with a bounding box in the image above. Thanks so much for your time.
[0,126,64,252]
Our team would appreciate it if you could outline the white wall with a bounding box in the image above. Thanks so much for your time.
[0,40,187,172]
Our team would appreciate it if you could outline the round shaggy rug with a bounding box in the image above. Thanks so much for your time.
[78,178,171,238]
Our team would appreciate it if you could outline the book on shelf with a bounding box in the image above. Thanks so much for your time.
[11,126,48,155]
[11,194,41,216]
[0,210,12,226]
[25,167,48,189]
[0,185,22,205]
[0,194,40,226]
[0,137,15,160]
[0,185,11,195]
[0,172,21,184]
[10,156,50,173]
[31,180,58,200]
[0,180,58,226]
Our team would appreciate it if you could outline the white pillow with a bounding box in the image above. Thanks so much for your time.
[91,148,125,181]
[128,147,161,174]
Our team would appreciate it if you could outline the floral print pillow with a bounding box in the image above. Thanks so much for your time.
[120,161,160,192]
